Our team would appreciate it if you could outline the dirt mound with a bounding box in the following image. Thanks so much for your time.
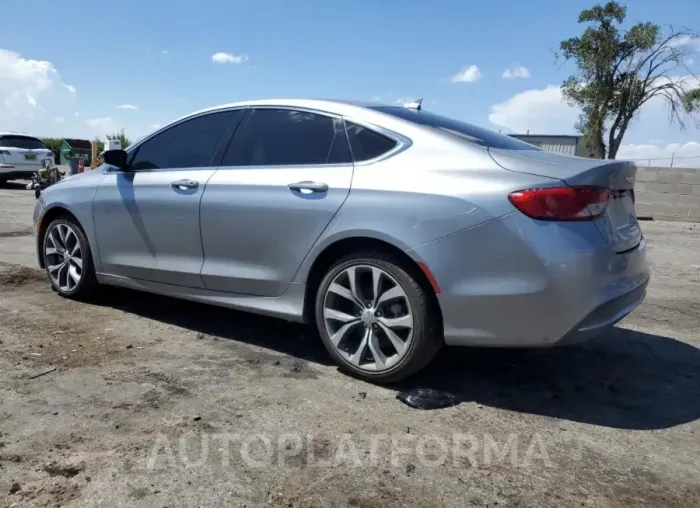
[0,263,44,287]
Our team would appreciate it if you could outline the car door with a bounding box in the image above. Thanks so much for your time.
[200,107,354,296]
[93,109,243,287]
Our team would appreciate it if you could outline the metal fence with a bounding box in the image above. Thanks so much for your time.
[626,154,700,168]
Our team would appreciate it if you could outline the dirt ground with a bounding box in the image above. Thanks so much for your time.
[1,184,699,508]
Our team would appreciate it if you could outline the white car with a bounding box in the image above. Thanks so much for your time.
[0,132,55,184]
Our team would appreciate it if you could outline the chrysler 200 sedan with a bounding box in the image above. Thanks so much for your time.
[32,99,649,382]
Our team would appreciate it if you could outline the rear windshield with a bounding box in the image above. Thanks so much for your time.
[0,136,46,150]
[370,107,539,151]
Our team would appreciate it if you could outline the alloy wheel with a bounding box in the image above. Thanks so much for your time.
[45,223,83,293]
[322,264,414,372]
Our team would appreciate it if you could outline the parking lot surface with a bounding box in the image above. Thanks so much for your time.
[1,183,699,507]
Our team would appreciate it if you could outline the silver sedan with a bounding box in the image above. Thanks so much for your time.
[33,99,649,382]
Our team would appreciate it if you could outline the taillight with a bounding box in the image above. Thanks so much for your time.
[508,186,610,221]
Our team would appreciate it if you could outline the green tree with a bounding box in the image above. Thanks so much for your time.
[106,128,131,149]
[92,137,105,154]
[559,1,700,159]
[40,138,62,159]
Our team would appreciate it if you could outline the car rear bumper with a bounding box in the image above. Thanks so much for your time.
[407,212,650,348]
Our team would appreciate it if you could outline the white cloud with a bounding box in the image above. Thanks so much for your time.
[502,65,530,79]
[54,117,65,124]
[116,104,138,110]
[489,85,578,134]
[64,84,76,93]
[617,142,700,167]
[87,117,120,134]
[669,35,700,51]
[489,78,700,166]
[450,65,481,83]
[0,49,77,135]
[211,52,249,64]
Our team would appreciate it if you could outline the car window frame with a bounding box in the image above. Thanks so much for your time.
[219,105,356,169]
[341,118,409,165]
[106,108,246,173]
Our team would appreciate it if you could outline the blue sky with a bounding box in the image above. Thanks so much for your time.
[2,0,700,165]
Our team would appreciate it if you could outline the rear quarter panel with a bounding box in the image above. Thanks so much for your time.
[293,143,564,282]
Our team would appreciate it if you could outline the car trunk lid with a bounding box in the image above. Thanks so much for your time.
[489,148,642,253]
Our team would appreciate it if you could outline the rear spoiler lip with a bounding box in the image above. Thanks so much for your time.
[487,148,638,190]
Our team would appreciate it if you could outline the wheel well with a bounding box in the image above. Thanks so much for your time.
[302,237,443,327]
[37,207,80,268]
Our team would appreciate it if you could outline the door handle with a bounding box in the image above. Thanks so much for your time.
[171,179,199,190]
[287,181,329,193]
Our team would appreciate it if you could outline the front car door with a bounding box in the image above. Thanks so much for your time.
[200,107,354,296]
[93,110,243,287]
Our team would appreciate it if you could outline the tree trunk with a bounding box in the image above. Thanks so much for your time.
[607,117,630,159]
[584,129,606,158]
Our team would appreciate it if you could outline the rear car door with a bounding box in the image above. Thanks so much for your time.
[200,107,354,296]
[93,110,243,287]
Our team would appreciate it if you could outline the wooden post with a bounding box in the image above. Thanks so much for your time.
[91,141,98,169]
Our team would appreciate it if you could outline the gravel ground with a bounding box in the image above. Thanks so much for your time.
[0,184,699,507]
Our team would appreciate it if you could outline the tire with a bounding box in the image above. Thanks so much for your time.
[42,217,98,300]
[315,251,442,384]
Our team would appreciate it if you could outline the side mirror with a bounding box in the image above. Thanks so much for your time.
[103,149,129,170]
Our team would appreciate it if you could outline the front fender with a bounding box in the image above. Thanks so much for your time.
[37,171,105,272]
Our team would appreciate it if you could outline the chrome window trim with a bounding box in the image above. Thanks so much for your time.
[108,103,412,173]
[340,115,412,166]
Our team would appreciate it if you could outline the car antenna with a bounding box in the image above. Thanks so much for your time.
[405,98,423,111]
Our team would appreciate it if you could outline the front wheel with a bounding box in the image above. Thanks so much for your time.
[42,217,97,300]
[315,252,442,384]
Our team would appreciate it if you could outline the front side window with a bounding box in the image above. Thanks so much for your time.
[129,110,240,170]
[0,136,47,150]
[222,109,351,166]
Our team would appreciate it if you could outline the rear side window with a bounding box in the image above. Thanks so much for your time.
[0,136,46,150]
[129,110,240,170]
[370,106,539,151]
[345,122,397,162]
[222,109,351,166]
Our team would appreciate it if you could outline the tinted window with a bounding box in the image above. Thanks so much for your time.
[371,106,539,151]
[0,136,46,150]
[222,109,351,166]
[345,122,397,162]
[129,110,239,170]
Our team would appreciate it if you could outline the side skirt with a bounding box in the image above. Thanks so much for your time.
[95,273,307,323]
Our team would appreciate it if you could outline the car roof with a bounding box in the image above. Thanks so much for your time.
[177,98,393,125]
[0,131,39,138]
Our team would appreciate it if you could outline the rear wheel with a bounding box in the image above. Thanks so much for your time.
[315,251,442,383]
[42,217,97,300]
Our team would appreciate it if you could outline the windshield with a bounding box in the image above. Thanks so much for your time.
[0,135,47,150]
[370,106,539,151]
